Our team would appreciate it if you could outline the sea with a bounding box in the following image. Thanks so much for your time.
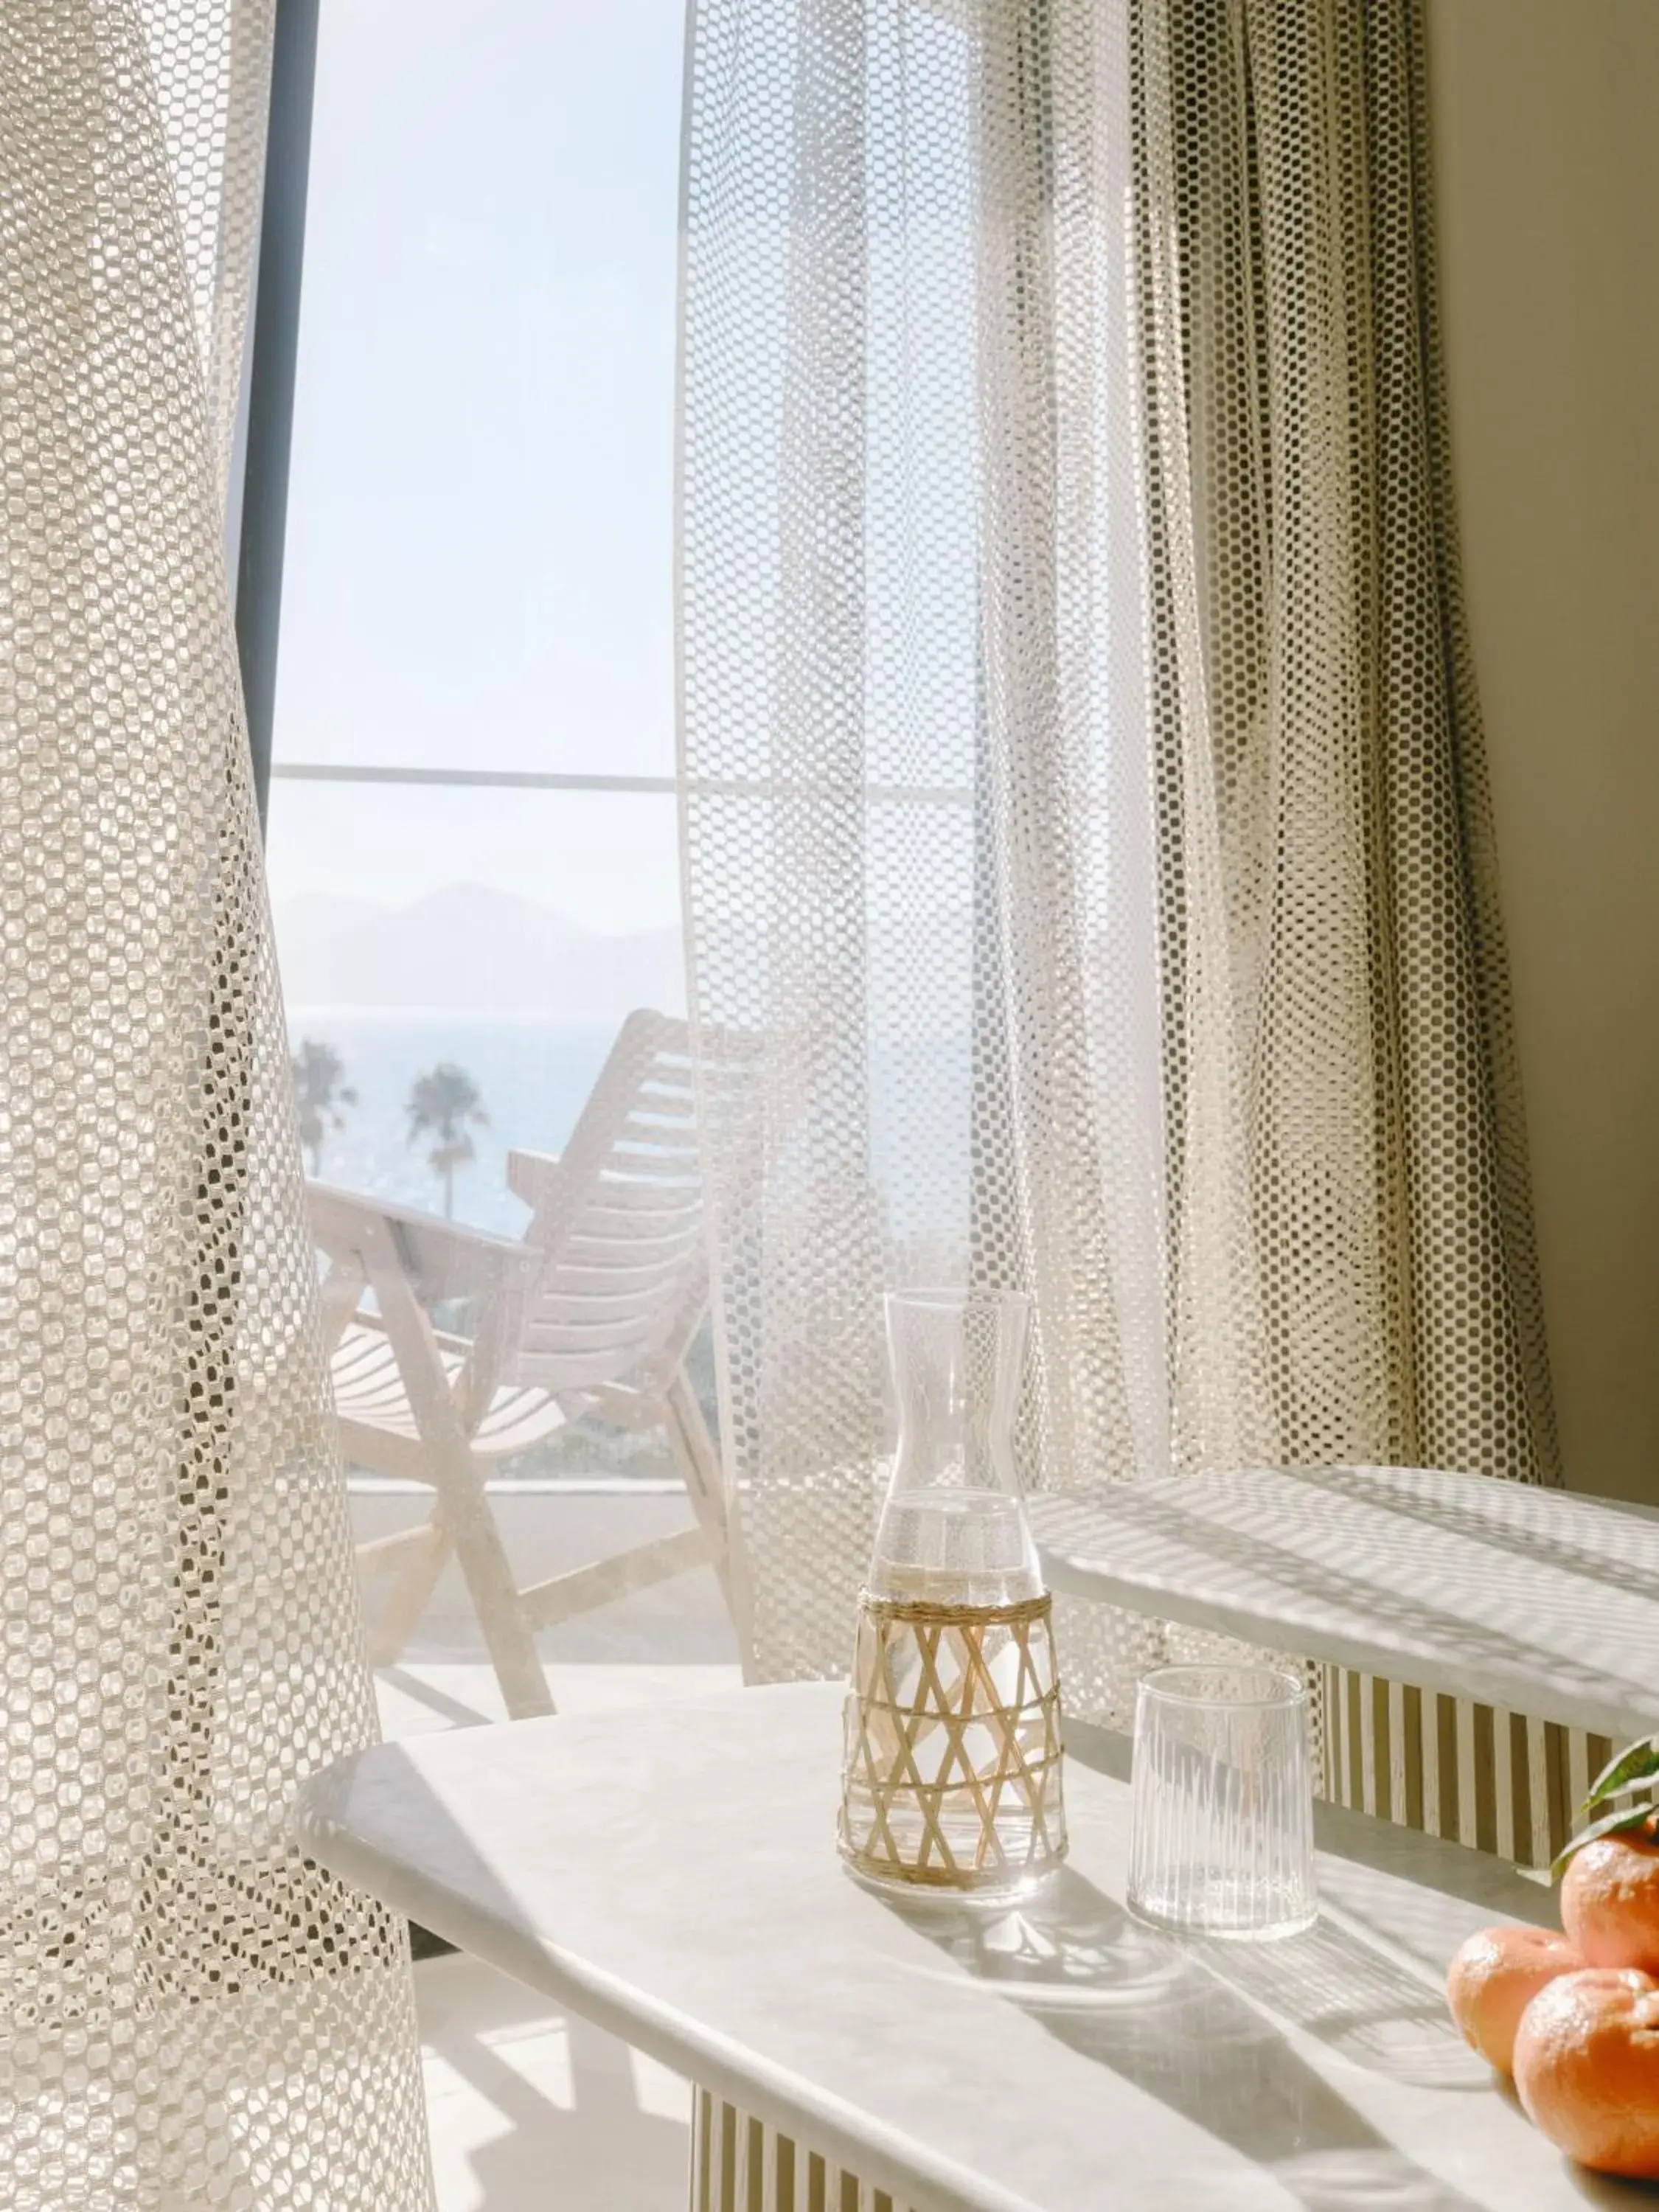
[288,1009,619,1234]
[285,1006,973,1247]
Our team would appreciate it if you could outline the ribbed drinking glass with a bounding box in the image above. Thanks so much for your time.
[1127,1666,1317,1940]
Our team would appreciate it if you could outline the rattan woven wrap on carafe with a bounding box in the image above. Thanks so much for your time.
[839,1591,1066,1893]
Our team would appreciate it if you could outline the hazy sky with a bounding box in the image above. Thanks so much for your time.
[265,0,686,931]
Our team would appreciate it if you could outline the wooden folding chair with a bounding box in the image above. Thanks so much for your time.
[310,1009,756,1718]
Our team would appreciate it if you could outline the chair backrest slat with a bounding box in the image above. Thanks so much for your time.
[545,1261,695,1298]
[504,1009,758,1397]
[569,1180,703,1217]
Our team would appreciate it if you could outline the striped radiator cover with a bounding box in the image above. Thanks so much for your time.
[689,2093,911,2212]
[1318,1663,1605,1869]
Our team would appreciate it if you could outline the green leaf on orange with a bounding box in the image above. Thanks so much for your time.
[1551,1799,1659,1883]
[1582,1733,1659,1815]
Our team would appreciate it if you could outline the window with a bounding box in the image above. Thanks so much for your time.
[267,0,685,1225]
[254,0,733,1685]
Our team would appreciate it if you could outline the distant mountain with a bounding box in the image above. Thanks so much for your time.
[273,883,686,1020]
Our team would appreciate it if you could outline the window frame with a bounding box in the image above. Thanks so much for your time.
[234,0,322,832]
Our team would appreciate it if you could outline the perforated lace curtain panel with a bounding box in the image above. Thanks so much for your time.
[678,0,1559,1717]
[1,4,433,2205]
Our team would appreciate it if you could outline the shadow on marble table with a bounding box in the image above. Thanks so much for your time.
[880,1734,1659,2212]
[888,1867,1489,2212]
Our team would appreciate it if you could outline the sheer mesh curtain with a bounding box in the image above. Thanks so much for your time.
[1,3,431,2205]
[679,0,1557,1729]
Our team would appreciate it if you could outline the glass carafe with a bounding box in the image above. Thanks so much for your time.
[838,1290,1067,1897]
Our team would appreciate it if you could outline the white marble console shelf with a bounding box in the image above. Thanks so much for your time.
[1032,1465,1659,1748]
[295,1681,1650,2211]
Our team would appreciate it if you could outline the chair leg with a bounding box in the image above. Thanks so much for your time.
[661,1370,757,1670]
[353,1484,549,1715]
[660,1374,726,1573]
[357,1215,557,1721]
[364,1512,455,1669]
[437,1451,557,1719]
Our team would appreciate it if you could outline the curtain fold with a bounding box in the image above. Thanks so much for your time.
[1132,0,1558,1487]
[678,0,1558,1714]
[0,2,432,2202]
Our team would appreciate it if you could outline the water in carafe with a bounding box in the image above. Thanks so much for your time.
[838,1289,1066,1897]
[871,1489,1040,1609]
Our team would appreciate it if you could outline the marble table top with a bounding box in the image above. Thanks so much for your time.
[294,1681,1648,2211]
[1032,1466,1659,1745]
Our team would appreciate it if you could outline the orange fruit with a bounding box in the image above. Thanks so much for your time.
[1445,1924,1583,2073]
[1514,1967,1659,2177]
[1562,1824,1659,1975]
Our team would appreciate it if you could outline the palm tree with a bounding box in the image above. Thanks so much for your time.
[291,1038,357,1177]
[406,1060,488,1218]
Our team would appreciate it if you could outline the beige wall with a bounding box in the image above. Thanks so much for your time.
[1427,0,1659,1505]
